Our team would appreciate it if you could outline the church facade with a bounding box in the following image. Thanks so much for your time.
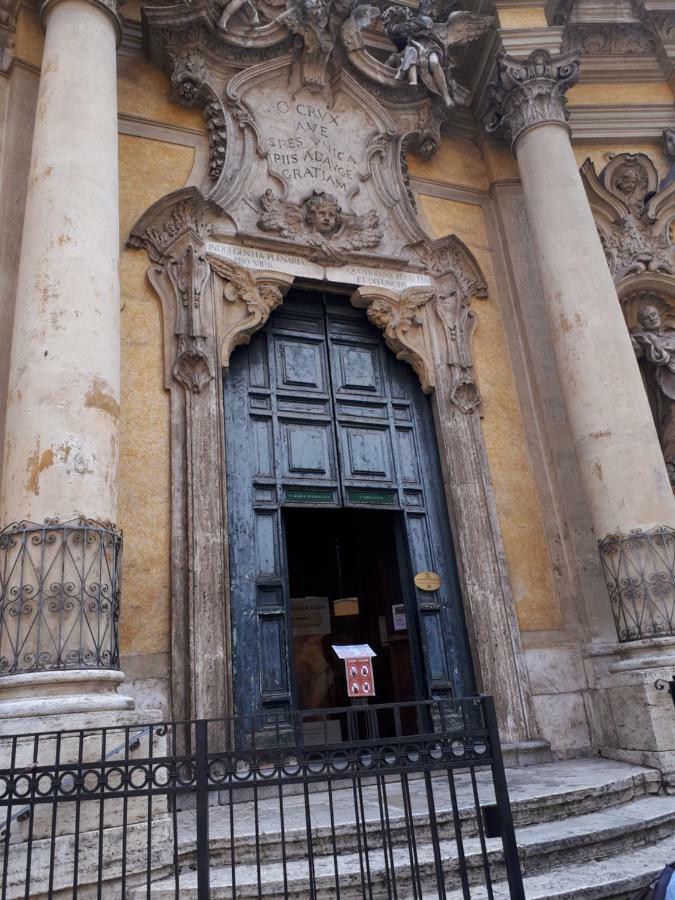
[0,0,674,793]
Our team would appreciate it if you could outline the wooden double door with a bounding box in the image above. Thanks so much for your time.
[224,288,473,723]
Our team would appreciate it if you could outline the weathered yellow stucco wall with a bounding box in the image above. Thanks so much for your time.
[118,135,197,661]
[13,4,43,68]
[409,138,562,632]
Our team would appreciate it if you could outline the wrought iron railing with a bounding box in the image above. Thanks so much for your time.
[0,518,121,674]
[599,526,675,642]
[0,697,525,899]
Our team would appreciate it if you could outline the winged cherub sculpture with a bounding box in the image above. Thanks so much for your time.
[353,0,493,108]
[258,189,384,262]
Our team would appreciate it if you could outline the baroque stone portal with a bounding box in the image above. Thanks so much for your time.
[128,0,539,753]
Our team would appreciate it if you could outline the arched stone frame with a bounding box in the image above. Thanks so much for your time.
[128,186,542,750]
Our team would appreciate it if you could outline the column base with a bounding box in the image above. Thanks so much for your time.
[0,669,135,728]
[600,637,675,790]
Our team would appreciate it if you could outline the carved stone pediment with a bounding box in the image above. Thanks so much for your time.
[133,1,490,407]
[129,186,488,414]
[581,150,674,285]
[142,0,492,175]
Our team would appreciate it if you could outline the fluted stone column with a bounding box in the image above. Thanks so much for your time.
[0,0,132,717]
[485,49,675,783]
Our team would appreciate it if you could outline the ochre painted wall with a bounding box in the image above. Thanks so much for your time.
[118,135,197,662]
[410,137,562,632]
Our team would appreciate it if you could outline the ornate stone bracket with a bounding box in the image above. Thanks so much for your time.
[208,254,293,366]
[484,48,581,149]
[351,286,436,394]
[421,238,488,414]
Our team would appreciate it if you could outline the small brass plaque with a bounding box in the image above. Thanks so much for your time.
[414,571,441,592]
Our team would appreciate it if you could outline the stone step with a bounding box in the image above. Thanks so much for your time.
[134,792,675,898]
[442,834,675,899]
[172,759,660,868]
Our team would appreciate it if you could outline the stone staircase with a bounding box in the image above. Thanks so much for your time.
[135,758,675,899]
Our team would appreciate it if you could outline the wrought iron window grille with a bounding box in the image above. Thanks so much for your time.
[599,526,675,641]
[0,518,122,675]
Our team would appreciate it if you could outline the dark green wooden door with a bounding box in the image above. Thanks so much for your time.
[224,290,472,724]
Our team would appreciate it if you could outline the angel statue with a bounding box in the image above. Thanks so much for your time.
[217,0,260,32]
[257,189,384,261]
[355,0,493,108]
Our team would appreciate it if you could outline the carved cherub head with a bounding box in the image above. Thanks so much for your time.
[299,0,327,23]
[610,161,648,211]
[303,191,342,236]
[615,167,640,196]
[637,304,662,331]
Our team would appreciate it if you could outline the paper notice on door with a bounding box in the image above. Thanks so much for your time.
[392,604,407,631]
[291,597,331,635]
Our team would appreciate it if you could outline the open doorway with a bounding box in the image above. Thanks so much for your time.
[284,507,420,738]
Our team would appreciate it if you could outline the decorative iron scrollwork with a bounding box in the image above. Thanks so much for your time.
[0,518,122,674]
[598,526,675,642]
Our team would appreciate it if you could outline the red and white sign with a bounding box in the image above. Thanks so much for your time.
[332,644,377,698]
[345,657,375,697]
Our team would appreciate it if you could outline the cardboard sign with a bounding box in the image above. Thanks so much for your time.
[333,644,376,698]
[291,596,330,636]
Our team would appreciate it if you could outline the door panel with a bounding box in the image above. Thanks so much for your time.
[224,290,473,720]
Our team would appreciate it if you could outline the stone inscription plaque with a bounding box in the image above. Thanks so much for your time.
[264,97,360,197]
[206,242,432,290]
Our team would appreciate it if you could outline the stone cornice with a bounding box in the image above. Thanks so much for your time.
[483,48,581,150]
[568,103,675,139]
[562,19,671,81]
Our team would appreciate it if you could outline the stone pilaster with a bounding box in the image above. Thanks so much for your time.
[0,0,131,716]
[484,48,675,785]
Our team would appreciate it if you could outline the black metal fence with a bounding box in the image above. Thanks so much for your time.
[0,696,524,899]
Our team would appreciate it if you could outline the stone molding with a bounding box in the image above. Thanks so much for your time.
[568,104,675,140]
[484,48,581,149]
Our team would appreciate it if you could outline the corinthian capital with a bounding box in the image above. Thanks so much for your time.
[484,49,581,149]
[40,0,122,38]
